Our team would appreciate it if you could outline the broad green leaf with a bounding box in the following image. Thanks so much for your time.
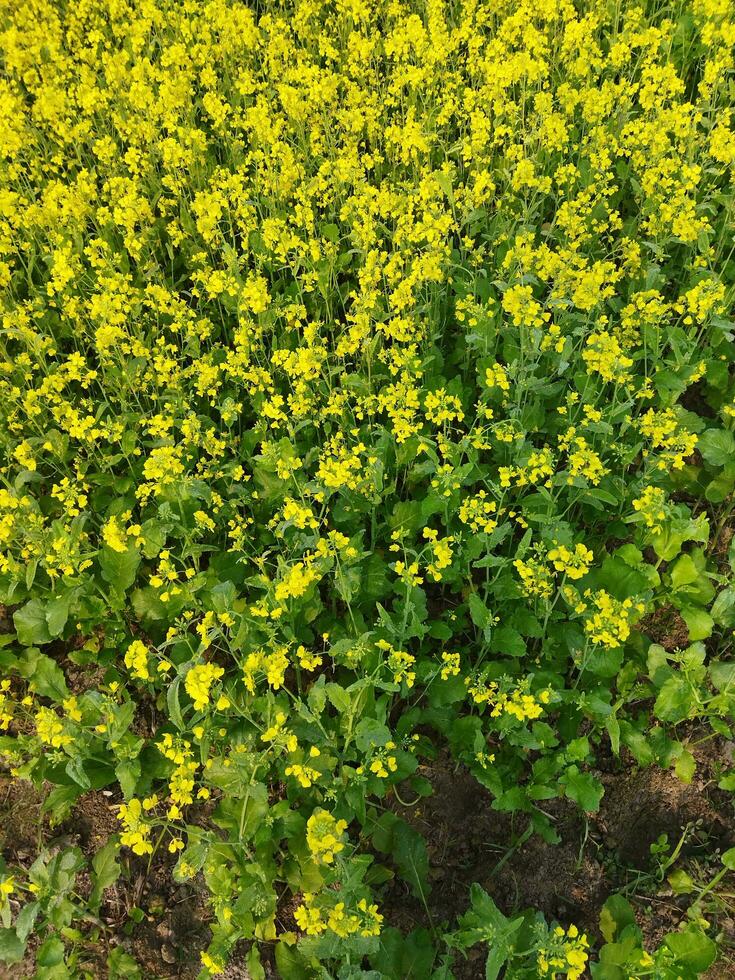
[0,928,25,964]
[37,934,65,967]
[99,544,141,593]
[599,894,636,943]
[275,941,310,980]
[674,748,696,784]
[562,766,604,812]
[14,902,39,943]
[65,756,91,790]
[90,838,121,910]
[27,652,69,701]
[107,948,142,979]
[670,554,699,590]
[654,675,692,723]
[45,594,70,638]
[668,869,695,894]
[325,682,351,714]
[679,605,713,641]
[698,428,735,467]
[392,820,430,900]
[711,588,735,628]
[709,661,735,692]
[664,927,716,972]
[14,599,52,645]
[489,626,525,658]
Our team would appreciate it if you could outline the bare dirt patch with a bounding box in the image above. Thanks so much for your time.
[382,736,735,975]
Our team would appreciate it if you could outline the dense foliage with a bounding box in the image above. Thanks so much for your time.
[1,0,735,976]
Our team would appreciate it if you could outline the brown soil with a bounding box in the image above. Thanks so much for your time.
[0,775,43,862]
[638,604,691,651]
[381,733,735,977]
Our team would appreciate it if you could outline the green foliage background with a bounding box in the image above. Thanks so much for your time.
[0,0,735,975]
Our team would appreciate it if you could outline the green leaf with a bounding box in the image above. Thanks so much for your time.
[370,926,435,979]
[679,605,713,641]
[325,682,351,714]
[721,847,735,870]
[90,838,121,910]
[654,675,692,723]
[670,554,699,590]
[668,869,695,894]
[115,759,140,799]
[698,428,735,467]
[42,785,83,825]
[27,652,70,701]
[709,660,735,692]
[711,588,735,628]
[65,756,91,790]
[37,934,65,967]
[107,948,142,978]
[705,468,735,503]
[391,820,430,900]
[599,895,636,944]
[45,594,71,638]
[674,748,696,784]
[0,928,25,964]
[275,941,310,980]
[14,902,39,943]
[307,675,326,716]
[562,766,604,812]
[131,587,167,622]
[489,626,525,658]
[469,593,491,630]
[354,718,391,753]
[14,599,52,645]
[167,676,185,730]
[246,945,266,980]
[664,927,716,972]
[99,544,141,593]
[361,554,391,602]
[605,714,620,755]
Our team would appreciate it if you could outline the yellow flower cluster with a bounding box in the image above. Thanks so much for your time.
[0,0,732,970]
[459,492,498,534]
[465,677,551,721]
[637,409,698,471]
[485,363,511,393]
[547,544,594,581]
[582,331,634,385]
[514,556,555,600]
[538,924,590,980]
[185,663,225,711]
[295,893,383,938]
[422,528,454,581]
[306,810,348,864]
[584,591,644,649]
[124,639,151,682]
[632,486,669,533]
[34,706,71,749]
[117,799,153,856]
[0,875,15,910]
[377,640,417,688]
[364,743,399,779]
[0,680,13,730]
